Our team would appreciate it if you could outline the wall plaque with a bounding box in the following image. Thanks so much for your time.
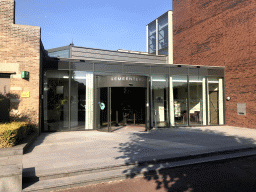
[21,91,30,98]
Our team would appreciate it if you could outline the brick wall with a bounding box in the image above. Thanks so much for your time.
[173,0,256,128]
[0,0,42,131]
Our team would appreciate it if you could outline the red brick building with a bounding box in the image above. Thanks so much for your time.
[173,0,256,128]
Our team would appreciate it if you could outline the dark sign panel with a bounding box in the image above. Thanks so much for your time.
[98,75,147,88]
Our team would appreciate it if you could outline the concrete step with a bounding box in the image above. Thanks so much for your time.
[22,147,256,192]
[23,145,256,181]
[22,163,135,182]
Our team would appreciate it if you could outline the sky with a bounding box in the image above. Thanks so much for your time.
[15,0,172,52]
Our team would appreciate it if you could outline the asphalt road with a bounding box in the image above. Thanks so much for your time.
[55,155,256,192]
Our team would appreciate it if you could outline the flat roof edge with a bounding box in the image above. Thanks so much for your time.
[46,57,225,69]
[72,46,167,57]
[146,10,172,26]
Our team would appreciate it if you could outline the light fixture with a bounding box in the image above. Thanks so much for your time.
[226,96,231,101]
[152,79,166,82]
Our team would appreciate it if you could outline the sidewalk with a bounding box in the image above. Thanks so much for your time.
[23,125,256,174]
[22,125,256,191]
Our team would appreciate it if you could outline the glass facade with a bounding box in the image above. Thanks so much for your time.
[43,61,225,132]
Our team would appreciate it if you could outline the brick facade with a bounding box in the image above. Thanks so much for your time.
[0,0,42,131]
[173,0,256,128]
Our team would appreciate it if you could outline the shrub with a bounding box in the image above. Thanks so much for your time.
[0,122,36,148]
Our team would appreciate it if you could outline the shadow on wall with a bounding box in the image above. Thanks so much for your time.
[114,128,256,191]
[0,93,34,123]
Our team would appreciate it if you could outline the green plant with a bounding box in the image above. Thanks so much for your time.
[0,122,36,148]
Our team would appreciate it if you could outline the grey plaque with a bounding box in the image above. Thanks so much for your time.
[237,103,246,115]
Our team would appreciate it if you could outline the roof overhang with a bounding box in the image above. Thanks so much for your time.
[45,57,225,69]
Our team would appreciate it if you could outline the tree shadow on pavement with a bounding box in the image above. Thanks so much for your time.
[114,127,256,191]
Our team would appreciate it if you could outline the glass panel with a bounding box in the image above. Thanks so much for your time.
[158,14,168,31]
[172,76,188,126]
[148,34,156,45]
[123,65,151,74]
[43,70,69,131]
[159,27,168,41]
[94,64,122,73]
[151,66,169,74]
[189,76,203,125]
[158,47,168,55]
[148,43,156,54]
[148,21,156,36]
[70,62,93,71]
[151,75,169,127]
[207,77,222,125]
[158,14,168,55]
[159,37,168,50]
[48,49,69,58]
[148,21,156,54]
[96,87,108,131]
[70,71,93,131]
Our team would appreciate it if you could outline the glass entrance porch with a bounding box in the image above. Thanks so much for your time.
[42,59,225,132]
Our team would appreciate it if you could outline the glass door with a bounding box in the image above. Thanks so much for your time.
[151,75,169,128]
[96,87,109,131]
[70,71,87,131]
[207,77,220,125]
[95,75,150,132]
[171,76,188,126]
[189,76,204,125]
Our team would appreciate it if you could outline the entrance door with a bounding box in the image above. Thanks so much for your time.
[95,75,149,132]
[209,91,219,124]
[96,86,148,132]
[110,87,146,130]
[96,87,110,131]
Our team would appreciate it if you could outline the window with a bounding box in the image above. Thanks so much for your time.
[48,49,69,58]
[158,14,168,55]
[148,21,156,54]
